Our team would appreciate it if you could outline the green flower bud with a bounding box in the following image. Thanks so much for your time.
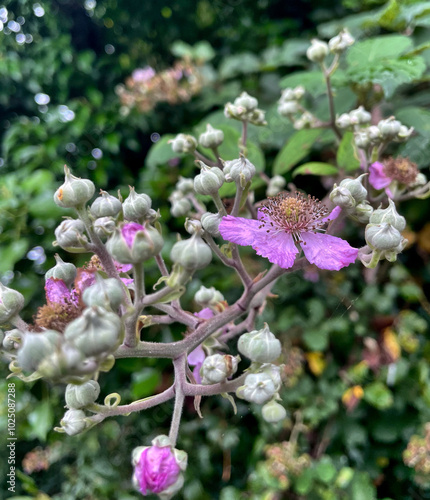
[248,108,267,126]
[224,102,247,120]
[64,306,123,357]
[365,223,402,251]
[194,163,225,195]
[184,219,202,235]
[169,134,198,154]
[93,216,116,240]
[201,212,222,237]
[194,285,224,306]
[328,29,355,53]
[339,174,368,203]
[176,177,195,195]
[238,323,281,363]
[171,199,192,218]
[200,354,239,385]
[199,124,224,149]
[82,274,124,310]
[123,187,152,222]
[37,343,86,382]
[378,118,402,139]
[353,201,374,223]
[397,125,414,142]
[306,39,329,62]
[411,172,427,187]
[262,400,287,423]
[90,190,122,218]
[294,111,314,130]
[45,254,77,287]
[233,91,258,112]
[223,156,256,187]
[0,283,25,325]
[54,166,95,208]
[170,233,212,271]
[369,199,406,232]
[354,130,371,149]
[237,372,278,405]
[17,330,60,372]
[2,329,24,352]
[330,185,356,210]
[65,380,100,409]
[367,125,382,144]
[278,100,300,116]
[267,175,286,197]
[54,219,89,253]
[106,222,164,264]
[349,106,371,125]
[336,113,352,129]
[60,409,88,436]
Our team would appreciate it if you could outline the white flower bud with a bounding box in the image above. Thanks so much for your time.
[248,108,267,126]
[93,217,116,240]
[65,380,100,409]
[2,329,24,352]
[278,100,300,116]
[336,113,352,129]
[199,124,224,149]
[339,174,368,203]
[82,274,125,310]
[262,400,287,423]
[54,166,95,208]
[223,156,256,187]
[306,39,329,62]
[176,177,195,195]
[353,201,374,223]
[200,354,239,385]
[194,285,224,306]
[378,118,402,139]
[45,254,77,287]
[54,219,89,253]
[201,212,222,237]
[194,163,225,195]
[328,29,355,53]
[365,223,402,251]
[267,175,286,197]
[329,185,356,209]
[294,111,314,130]
[123,187,152,222]
[17,330,60,372]
[354,130,371,149]
[169,134,198,154]
[171,199,192,218]
[233,91,258,111]
[369,199,406,232]
[90,190,122,218]
[397,125,414,142]
[237,372,278,405]
[238,323,281,363]
[184,219,202,235]
[170,233,212,271]
[60,409,88,436]
[0,283,25,324]
[368,125,382,144]
[349,106,371,125]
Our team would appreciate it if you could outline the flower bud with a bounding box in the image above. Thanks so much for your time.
[169,133,197,154]
[201,212,222,237]
[122,187,152,221]
[82,274,124,310]
[17,330,60,372]
[249,108,267,126]
[369,199,406,232]
[378,118,402,139]
[339,174,368,203]
[2,329,24,352]
[200,354,239,384]
[329,185,356,210]
[328,29,355,53]
[45,254,77,287]
[259,363,282,390]
[199,124,224,149]
[234,91,258,112]
[397,125,414,141]
[367,125,382,144]
[237,371,278,405]
[54,219,89,253]
[0,283,25,325]
[278,100,300,116]
[223,156,256,187]
[365,223,402,251]
[353,201,374,223]
[60,409,88,436]
[90,190,122,218]
[194,163,225,195]
[184,218,202,235]
[294,111,314,130]
[170,199,192,218]
[170,233,212,271]
[349,106,371,125]
[306,39,329,62]
[176,177,195,195]
[412,172,427,187]
[93,216,116,239]
[280,86,305,101]
[54,166,95,208]
[132,435,187,499]
[354,130,371,149]
[267,175,286,197]
[194,285,224,306]
[37,343,86,382]
[262,400,287,423]
[238,323,281,363]
[64,306,123,357]
[65,380,100,409]
[106,222,163,264]
[336,113,352,129]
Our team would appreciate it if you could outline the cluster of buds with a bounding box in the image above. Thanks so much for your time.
[235,324,287,423]
[194,285,225,310]
[224,92,267,126]
[200,353,239,384]
[116,61,206,114]
[330,174,373,223]
[306,28,354,64]
[277,86,319,130]
[169,176,195,218]
[223,155,256,188]
[349,116,414,151]
[336,106,372,130]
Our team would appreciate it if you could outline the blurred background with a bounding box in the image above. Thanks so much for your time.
[2,0,430,498]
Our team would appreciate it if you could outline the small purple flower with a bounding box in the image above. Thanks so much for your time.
[369,158,419,198]
[219,192,358,271]
[121,222,145,248]
[115,261,133,273]
[188,345,206,384]
[369,161,391,191]
[45,278,78,305]
[134,445,181,495]
[132,66,156,83]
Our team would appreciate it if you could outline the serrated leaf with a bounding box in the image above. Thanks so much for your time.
[347,35,413,66]
[219,53,260,79]
[337,132,360,172]
[293,162,338,178]
[273,129,325,175]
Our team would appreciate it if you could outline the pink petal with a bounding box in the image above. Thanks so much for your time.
[369,162,391,190]
[188,345,206,366]
[121,222,144,248]
[253,230,299,269]
[45,278,71,304]
[74,269,96,294]
[115,261,133,273]
[300,232,358,271]
[321,205,342,224]
[219,215,260,246]
[194,307,214,320]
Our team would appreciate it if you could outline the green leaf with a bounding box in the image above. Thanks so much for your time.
[303,328,329,351]
[0,240,29,273]
[337,132,360,172]
[280,71,326,97]
[273,129,325,175]
[315,456,337,484]
[350,472,377,500]
[294,467,314,494]
[363,381,393,410]
[170,40,193,58]
[27,400,54,441]
[192,41,215,62]
[293,162,338,178]
[145,134,183,169]
[347,35,413,66]
[131,368,161,399]
[219,53,260,79]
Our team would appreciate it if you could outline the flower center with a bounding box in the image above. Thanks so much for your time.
[259,192,330,240]
[384,157,418,185]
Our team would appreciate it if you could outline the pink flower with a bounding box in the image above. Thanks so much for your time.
[134,445,181,495]
[219,192,358,271]
[187,345,206,384]
[121,222,145,248]
[369,158,419,198]
[369,161,391,191]
[132,66,155,83]
[45,278,79,305]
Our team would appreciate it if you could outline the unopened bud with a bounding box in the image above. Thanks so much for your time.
[353,201,374,223]
[194,163,225,195]
[82,274,124,310]
[397,125,414,141]
[378,118,402,139]
[267,175,286,197]
[238,323,281,363]
[368,125,382,144]
[354,130,371,149]
[294,111,314,130]
[262,400,287,423]
[90,190,122,218]
[306,39,329,62]
[54,219,89,253]
[170,234,212,271]
[2,329,24,352]
[365,223,402,251]
[330,185,356,209]
[93,216,116,239]
[123,187,152,221]
[171,199,192,218]
[54,166,95,208]
[328,29,355,53]
[0,283,25,324]
[199,124,224,149]
[176,177,195,195]
[278,100,300,116]
[194,285,224,306]
[234,92,258,112]
[248,108,267,126]
[237,371,278,405]
[60,409,88,436]
[169,134,197,154]
[336,113,352,129]
[200,354,239,384]
[65,380,100,409]
[349,106,371,125]
[339,174,368,203]
[45,254,77,287]
[369,199,406,232]
[184,219,202,235]
[223,156,256,187]
[17,330,60,372]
